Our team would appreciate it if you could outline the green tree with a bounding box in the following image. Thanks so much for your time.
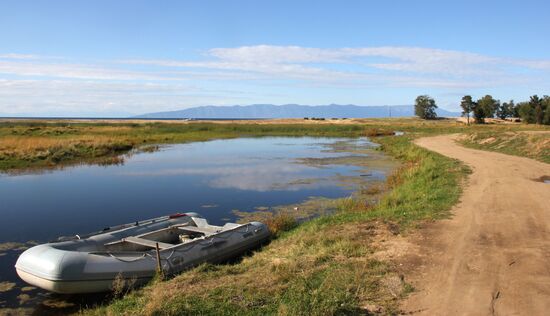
[477,95,499,119]
[511,100,520,118]
[507,100,517,118]
[542,96,550,125]
[517,101,535,123]
[471,101,484,123]
[530,95,545,125]
[414,95,438,120]
[497,100,514,120]
[460,95,474,124]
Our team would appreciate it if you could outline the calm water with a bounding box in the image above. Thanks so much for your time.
[0,136,394,312]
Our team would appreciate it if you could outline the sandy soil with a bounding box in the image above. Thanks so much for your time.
[400,134,550,315]
[455,117,522,125]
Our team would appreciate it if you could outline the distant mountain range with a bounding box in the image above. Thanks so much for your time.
[134,104,460,119]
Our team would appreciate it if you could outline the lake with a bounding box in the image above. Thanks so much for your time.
[0,136,396,313]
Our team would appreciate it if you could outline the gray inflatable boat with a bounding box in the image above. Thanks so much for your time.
[15,213,270,294]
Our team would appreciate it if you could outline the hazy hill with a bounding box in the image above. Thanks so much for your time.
[134,104,460,119]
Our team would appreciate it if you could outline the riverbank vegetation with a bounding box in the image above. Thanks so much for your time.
[2,118,548,173]
[82,130,471,315]
[0,121,369,171]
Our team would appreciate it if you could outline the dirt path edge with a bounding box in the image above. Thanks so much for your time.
[400,134,550,315]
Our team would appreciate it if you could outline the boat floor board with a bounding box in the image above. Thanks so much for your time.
[123,236,174,249]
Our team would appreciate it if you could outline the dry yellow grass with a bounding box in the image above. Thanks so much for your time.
[0,135,119,152]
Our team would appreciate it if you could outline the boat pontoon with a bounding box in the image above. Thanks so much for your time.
[15,213,270,294]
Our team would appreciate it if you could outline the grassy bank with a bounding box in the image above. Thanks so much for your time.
[459,131,550,163]
[3,118,547,172]
[83,132,468,316]
[0,121,371,171]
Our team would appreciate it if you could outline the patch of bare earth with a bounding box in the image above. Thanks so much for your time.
[400,134,550,315]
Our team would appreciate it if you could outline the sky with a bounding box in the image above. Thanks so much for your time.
[1,0,549,117]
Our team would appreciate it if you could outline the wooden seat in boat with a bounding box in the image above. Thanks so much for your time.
[177,225,220,236]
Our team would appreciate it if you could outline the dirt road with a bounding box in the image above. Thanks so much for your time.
[401,134,550,315]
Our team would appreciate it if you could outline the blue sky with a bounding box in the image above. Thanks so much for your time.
[1,0,549,116]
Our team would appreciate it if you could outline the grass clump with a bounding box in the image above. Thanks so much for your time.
[264,213,298,236]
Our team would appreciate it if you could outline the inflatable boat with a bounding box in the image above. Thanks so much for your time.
[15,213,270,294]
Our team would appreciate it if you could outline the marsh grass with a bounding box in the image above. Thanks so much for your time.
[2,118,548,171]
[0,122,372,171]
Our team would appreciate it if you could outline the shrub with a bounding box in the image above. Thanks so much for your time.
[265,213,297,235]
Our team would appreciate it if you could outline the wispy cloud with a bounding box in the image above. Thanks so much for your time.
[0,53,39,60]
[0,60,187,81]
[0,79,252,116]
[1,45,549,115]
[122,45,550,87]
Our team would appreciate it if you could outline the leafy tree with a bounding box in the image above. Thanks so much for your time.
[517,101,535,123]
[530,95,545,124]
[477,95,499,119]
[542,96,550,125]
[497,100,514,119]
[414,95,438,120]
[460,95,474,124]
[517,95,550,125]
[507,100,517,118]
[471,101,485,123]
[512,102,520,118]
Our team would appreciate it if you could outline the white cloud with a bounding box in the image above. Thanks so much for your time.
[1,46,550,115]
[123,45,550,85]
[0,60,185,81]
[209,45,347,63]
[513,59,550,70]
[0,79,251,116]
[0,53,39,59]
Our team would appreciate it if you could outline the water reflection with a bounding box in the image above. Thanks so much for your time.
[0,136,396,312]
[121,163,338,192]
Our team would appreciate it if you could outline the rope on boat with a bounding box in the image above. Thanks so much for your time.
[107,252,149,262]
